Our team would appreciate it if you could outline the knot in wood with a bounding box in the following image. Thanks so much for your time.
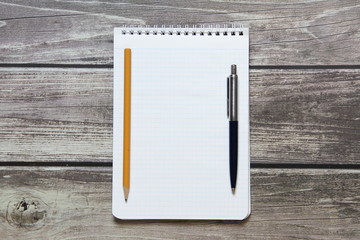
[6,197,47,230]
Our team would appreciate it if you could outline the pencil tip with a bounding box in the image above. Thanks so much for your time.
[232,188,236,195]
[123,187,129,202]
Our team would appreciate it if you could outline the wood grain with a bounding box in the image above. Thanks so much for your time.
[0,68,112,162]
[0,167,359,240]
[251,68,360,164]
[1,68,359,164]
[0,0,359,65]
[0,1,358,239]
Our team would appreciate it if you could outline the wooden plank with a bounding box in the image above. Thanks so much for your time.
[0,167,359,239]
[251,68,360,164]
[0,0,359,65]
[0,68,113,162]
[1,68,359,164]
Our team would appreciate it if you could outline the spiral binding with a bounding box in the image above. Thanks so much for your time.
[120,24,245,36]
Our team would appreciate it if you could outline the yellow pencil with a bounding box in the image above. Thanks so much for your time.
[123,48,131,202]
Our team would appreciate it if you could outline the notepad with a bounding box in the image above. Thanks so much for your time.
[113,26,250,220]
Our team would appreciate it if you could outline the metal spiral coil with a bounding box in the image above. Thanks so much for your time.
[120,24,245,36]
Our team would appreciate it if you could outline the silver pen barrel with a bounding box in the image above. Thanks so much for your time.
[229,64,238,121]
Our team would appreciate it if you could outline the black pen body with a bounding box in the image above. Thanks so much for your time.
[229,121,238,190]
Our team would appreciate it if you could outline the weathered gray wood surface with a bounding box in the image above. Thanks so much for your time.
[0,0,359,65]
[1,68,359,164]
[0,167,359,240]
[0,68,112,162]
[0,0,359,239]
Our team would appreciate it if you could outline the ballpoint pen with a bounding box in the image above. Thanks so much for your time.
[227,64,238,194]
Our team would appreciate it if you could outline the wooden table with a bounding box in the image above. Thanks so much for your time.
[1,1,359,239]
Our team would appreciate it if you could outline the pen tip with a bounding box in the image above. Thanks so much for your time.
[232,188,236,195]
[125,198,128,202]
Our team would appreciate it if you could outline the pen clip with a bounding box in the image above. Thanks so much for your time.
[227,76,230,119]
